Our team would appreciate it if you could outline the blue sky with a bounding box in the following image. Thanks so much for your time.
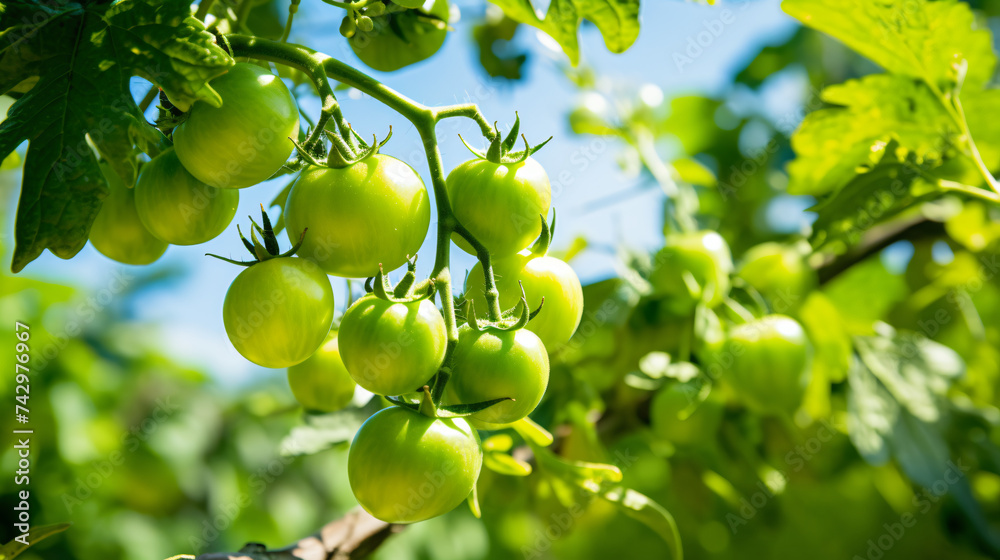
[3,0,800,384]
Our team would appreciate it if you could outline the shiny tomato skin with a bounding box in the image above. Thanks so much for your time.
[223,257,334,368]
[133,148,238,246]
[284,154,431,278]
[338,295,447,396]
[89,163,168,265]
[350,0,449,72]
[649,231,733,315]
[287,333,356,412]
[721,315,811,415]
[465,252,584,351]
[348,406,482,523]
[173,63,299,189]
[447,325,549,426]
[447,157,551,258]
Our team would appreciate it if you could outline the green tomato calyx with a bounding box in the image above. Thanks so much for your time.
[463,282,543,333]
[206,206,306,267]
[290,123,392,170]
[364,256,436,303]
[459,112,552,165]
[528,210,556,257]
[386,385,514,419]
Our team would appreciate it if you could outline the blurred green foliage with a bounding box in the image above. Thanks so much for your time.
[2,1,1000,560]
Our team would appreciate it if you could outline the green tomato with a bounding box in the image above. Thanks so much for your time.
[223,257,334,368]
[287,333,356,412]
[338,295,447,396]
[447,157,551,258]
[350,0,449,72]
[720,315,811,415]
[649,384,723,447]
[649,231,733,315]
[465,252,584,351]
[737,242,817,313]
[447,325,549,426]
[134,148,238,245]
[284,154,430,278]
[173,63,299,189]
[89,163,168,265]
[348,406,482,523]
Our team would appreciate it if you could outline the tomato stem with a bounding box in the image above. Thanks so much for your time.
[223,34,508,392]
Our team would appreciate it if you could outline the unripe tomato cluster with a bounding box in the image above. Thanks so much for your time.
[645,231,816,447]
[89,63,300,263]
[93,58,588,524]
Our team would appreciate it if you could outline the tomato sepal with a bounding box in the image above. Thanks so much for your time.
[386,385,514,419]
[206,207,307,267]
[458,113,553,165]
[528,210,556,257]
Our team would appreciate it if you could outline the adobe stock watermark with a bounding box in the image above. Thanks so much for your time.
[33,268,134,372]
[521,447,637,559]
[61,395,181,513]
[716,85,824,202]
[226,258,325,345]
[725,418,837,533]
[852,458,970,560]
[917,253,1000,339]
[673,2,751,72]
[551,297,621,356]
[188,443,307,552]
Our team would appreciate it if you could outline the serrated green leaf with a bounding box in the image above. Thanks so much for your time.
[806,145,941,253]
[847,334,1000,550]
[0,0,231,272]
[0,522,71,560]
[788,75,952,197]
[489,0,640,65]
[782,0,996,90]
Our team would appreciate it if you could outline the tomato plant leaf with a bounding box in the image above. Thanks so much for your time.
[0,522,71,560]
[280,399,381,457]
[0,0,232,272]
[787,75,952,197]
[806,144,941,254]
[488,0,640,65]
[855,330,963,422]
[472,14,527,80]
[782,0,996,90]
[846,328,963,467]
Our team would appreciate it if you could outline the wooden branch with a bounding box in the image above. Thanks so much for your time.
[815,216,946,284]
[193,507,402,560]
